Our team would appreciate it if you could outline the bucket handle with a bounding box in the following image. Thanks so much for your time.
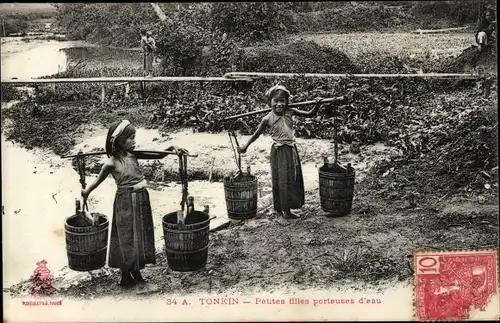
[324,102,347,170]
[228,118,251,177]
[228,130,242,175]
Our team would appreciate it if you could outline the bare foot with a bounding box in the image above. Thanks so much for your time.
[131,270,147,284]
[136,282,159,295]
[284,210,301,219]
[119,273,135,289]
[275,212,290,226]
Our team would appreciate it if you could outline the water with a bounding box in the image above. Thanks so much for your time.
[1,38,140,79]
[1,39,72,79]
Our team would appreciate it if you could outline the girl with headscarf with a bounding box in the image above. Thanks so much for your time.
[238,85,323,221]
[81,120,185,291]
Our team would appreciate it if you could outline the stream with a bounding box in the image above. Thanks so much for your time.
[1,37,139,79]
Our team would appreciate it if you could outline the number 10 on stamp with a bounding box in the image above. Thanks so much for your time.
[415,255,440,275]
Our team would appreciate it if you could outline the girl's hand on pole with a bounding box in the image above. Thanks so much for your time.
[165,146,179,154]
[238,145,247,154]
[315,97,324,106]
[178,148,190,155]
[81,188,89,199]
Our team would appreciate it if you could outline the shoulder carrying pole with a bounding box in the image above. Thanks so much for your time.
[223,97,341,121]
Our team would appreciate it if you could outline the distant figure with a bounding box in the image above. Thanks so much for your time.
[140,29,156,76]
[476,8,496,52]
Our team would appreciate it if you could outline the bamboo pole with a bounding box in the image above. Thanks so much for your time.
[224,72,479,79]
[224,97,341,121]
[61,150,197,159]
[1,76,253,84]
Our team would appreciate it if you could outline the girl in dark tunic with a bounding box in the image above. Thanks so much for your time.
[238,85,323,220]
[81,120,182,290]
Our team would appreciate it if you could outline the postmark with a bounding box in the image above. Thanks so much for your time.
[29,259,56,297]
[414,250,498,321]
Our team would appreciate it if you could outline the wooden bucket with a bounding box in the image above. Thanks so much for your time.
[162,211,211,272]
[223,174,258,220]
[318,164,355,217]
[65,214,109,271]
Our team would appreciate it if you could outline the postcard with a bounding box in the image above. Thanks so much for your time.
[2,2,499,322]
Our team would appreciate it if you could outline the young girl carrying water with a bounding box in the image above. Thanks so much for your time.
[238,85,323,221]
[81,120,185,289]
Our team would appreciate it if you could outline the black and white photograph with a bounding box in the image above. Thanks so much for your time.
[2,2,499,322]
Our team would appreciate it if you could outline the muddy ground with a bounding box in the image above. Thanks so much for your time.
[3,111,498,299]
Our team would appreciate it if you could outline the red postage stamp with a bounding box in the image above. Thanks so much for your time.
[414,250,498,321]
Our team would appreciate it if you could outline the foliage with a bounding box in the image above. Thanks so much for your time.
[410,0,496,24]
[241,40,361,74]
[53,3,158,47]
[2,101,88,155]
[0,12,54,35]
[208,2,297,45]
[1,84,23,102]
[291,3,412,33]
[372,79,497,192]
[439,45,497,73]
[148,77,453,144]
[2,95,156,155]
[155,19,206,76]
[1,17,28,35]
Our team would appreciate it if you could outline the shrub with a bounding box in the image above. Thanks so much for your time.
[2,16,29,35]
[241,40,361,74]
[209,2,296,45]
[1,84,23,102]
[54,3,158,47]
[410,0,495,25]
[155,21,206,76]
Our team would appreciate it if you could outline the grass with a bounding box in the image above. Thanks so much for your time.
[293,32,475,58]
[289,32,477,72]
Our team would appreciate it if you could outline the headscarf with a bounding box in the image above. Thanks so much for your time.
[109,120,130,154]
[265,84,291,102]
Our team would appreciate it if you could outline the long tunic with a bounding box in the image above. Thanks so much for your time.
[141,36,155,73]
[108,154,156,271]
[267,110,305,212]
